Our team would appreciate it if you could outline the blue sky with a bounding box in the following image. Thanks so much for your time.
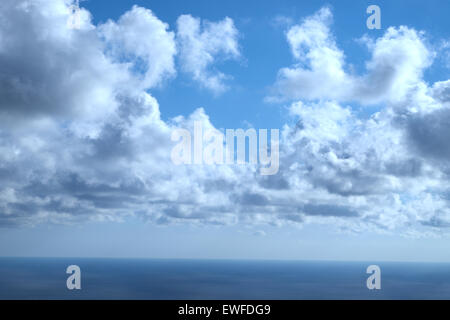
[1,0,450,262]
[84,0,450,129]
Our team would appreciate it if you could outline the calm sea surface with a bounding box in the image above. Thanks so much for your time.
[0,258,449,299]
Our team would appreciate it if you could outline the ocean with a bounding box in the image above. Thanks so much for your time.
[0,258,449,300]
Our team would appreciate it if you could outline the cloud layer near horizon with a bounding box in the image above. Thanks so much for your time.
[1,0,450,237]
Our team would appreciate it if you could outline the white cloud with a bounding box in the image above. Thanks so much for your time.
[1,1,450,237]
[176,14,240,94]
[356,26,432,104]
[0,0,126,132]
[268,7,434,105]
[99,5,177,90]
[262,7,450,235]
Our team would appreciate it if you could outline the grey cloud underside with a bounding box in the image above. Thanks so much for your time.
[1,1,450,235]
[406,108,450,161]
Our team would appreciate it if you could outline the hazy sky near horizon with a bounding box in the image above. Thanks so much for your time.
[1,0,450,261]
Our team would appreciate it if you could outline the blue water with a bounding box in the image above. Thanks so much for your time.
[0,258,450,299]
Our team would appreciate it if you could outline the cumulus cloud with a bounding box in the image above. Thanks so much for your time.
[176,14,240,94]
[99,5,177,90]
[268,7,433,105]
[0,0,126,131]
[0,0,255,228]
[261,7,450,233]
[1,2,450,237]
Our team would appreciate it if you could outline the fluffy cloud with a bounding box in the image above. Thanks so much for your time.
[268,7,433,105]
[0,0,126,131]
[262,8,450,233]
[1,2,450,237]
[99,5,177,90]
[0,0,248,227]
[176,14,240,94]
